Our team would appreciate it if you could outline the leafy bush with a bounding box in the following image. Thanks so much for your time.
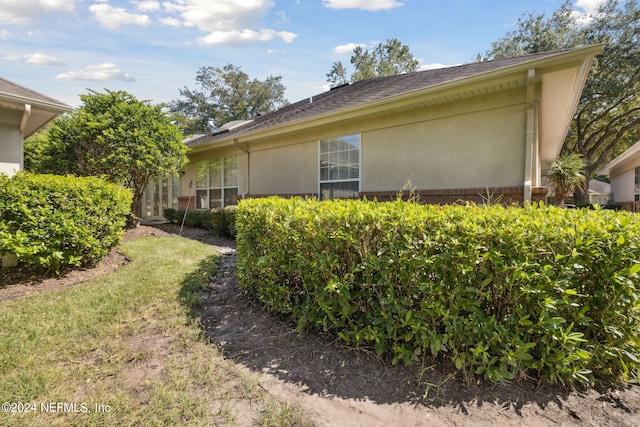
[211,206,237,237]
[164,208,179,223]
[184,210,213,229]
[163,209,213,229]
[225,206,237,237]
[236,197,640,385]
[165,207,237,237]
[0,173,132,274]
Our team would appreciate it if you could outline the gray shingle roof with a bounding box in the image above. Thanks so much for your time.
[186,48,577,149]
[0,77,71,110]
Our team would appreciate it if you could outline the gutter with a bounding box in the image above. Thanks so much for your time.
[0,92,72,113]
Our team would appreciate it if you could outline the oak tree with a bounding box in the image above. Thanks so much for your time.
[327,38,420,86]
[480,0,640,203]
[170,64,287,134]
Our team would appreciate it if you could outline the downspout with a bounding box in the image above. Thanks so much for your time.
[523,69,535,203]
[19,104,31,172]
[232,139,250,198]
[19,104,31,132]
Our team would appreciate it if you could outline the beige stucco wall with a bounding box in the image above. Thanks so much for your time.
[362,103,527,191]
[249,141,317,195]
[610,169,636,203]
[0,120,23,177]
[184,86,530,198]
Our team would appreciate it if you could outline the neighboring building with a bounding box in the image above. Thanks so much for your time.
[599,140,640,212]
[547,179,611,206]
[0,77,72,177]
[145,45,602,220]
[588,179,611,206]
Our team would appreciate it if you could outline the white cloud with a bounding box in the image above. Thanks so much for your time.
[333,42,366,55]
[571,0,607,24]
[25,53,65,66]
[89,3,151,30]
[323,0,403,11]
[418,63,449,71]
[55,62,135,82]
[160,16,182,26]
[134,0,161,13]
[0,0,75,25]
[165,0,272,32]
[161,0,297,45]
[4,52,65,66]
[198,29,297,46]
[0,29,9,39]
[575,0,606,14]
[277,30,297,43]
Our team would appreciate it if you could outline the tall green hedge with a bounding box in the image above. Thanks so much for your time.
[0,173,132,274]
[236,197,640,385]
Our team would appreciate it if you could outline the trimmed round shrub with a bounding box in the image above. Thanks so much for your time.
[0,173,132,274]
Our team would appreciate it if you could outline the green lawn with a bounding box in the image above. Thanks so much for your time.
[0,236,311,426]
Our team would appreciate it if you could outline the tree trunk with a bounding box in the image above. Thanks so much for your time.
[573,185,590,206]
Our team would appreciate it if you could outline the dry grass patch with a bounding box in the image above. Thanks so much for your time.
[0,236,312,426]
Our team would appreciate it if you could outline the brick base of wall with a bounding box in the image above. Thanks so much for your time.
[177,196,196,211]
[360,186,548,205]
[614,201,640,212]
[237,187,548,206]
[243,193,317,200]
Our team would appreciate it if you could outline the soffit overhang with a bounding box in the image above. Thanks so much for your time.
[0,92,71,138]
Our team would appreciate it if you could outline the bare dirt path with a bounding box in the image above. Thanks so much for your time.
[2,225,639,426]
[187,227,640,427]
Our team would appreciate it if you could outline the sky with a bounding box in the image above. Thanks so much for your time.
[0,0,607,109]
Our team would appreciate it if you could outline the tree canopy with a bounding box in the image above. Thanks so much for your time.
[26,89,187,216]
[480,0,640,202]
[326,38,420,86]
[169,64,288,135]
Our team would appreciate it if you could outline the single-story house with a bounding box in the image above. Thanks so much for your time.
[588,179,611,206]
[545,179,611,206]
[598,139,640,212]
[0,77,72,177]
[141,45,602,220]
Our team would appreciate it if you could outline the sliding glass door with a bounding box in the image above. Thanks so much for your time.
[143,175,179,220]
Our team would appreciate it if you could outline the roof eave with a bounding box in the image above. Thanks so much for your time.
[192,44,603,150]
[0,92,72,113]
[599,139,640,176]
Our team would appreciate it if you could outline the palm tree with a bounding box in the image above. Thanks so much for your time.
[546,153,587,205]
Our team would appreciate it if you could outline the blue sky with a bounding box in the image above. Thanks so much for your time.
[0,0,605,108]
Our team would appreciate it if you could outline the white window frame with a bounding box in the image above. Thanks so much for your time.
[196,155,239,209]
[318,134,361,200]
